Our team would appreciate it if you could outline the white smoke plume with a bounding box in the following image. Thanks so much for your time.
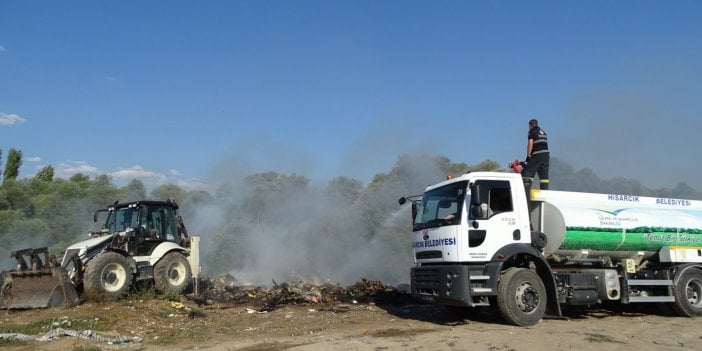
[186,152,447,286]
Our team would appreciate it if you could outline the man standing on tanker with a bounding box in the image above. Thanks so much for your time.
[522,118,549,190]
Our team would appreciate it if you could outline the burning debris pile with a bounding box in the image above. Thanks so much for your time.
[194,275,405,311]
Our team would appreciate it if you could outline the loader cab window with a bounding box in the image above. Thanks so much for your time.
[414,181,467,231]
[469,180,513,220]
[141,206,179,243]
[107,207,138,232]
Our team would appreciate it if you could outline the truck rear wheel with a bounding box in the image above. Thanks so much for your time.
[672,268,702,317]
[497,268,546,326]
[84,252,133,302]
[154,252,191,295]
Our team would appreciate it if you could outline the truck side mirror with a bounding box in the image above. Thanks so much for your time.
[399,196,419,222]
[470,203,491,219]
[470,204,481,218]
[470,182,481,205]
[469,182,482,219]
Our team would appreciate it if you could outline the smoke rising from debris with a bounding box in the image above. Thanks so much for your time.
[187,152,447,286]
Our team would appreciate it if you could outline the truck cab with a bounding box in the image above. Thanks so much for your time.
[408,172,557,326]
[410,172,531,263]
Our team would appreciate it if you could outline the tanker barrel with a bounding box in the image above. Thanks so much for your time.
[529,200,566,255]
[531,190,702,258]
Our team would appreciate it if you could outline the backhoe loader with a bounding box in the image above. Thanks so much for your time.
[0,200,201,309]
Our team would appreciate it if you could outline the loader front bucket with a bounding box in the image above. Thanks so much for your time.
[0,248,80,309]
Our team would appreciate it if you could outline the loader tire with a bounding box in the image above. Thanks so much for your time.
[154,252,191,295]
[497,268,546,326]
[84,252,133,302]
[671,268,702,317]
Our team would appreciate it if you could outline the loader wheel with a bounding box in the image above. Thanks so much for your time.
[84,252,133,302]
[671,268,702,317]
[154,252,191,295]
[497,268,546,326]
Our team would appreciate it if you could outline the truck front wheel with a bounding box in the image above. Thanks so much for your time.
[84,252,134,302]
[154,252,192,295]
[672,268,702,317]
[497,268,547,326]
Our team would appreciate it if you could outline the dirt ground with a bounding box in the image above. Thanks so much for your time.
[1,295,701,351]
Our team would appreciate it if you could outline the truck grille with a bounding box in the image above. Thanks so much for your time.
[411,265,473,305]
[412,267,441,296]
[416,250,442,260]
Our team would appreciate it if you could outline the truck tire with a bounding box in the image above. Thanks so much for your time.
[154,252,191,295]
[672,268,702,317]
[497,268,547,326]
[84,252,133,302]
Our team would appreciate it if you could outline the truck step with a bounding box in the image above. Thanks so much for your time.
[627,296,675,303]
[469,275,493,295]
[471,287,493,293]
[470,275,490,280]
[626,279,673,286]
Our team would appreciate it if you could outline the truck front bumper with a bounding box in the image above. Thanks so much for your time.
[411,264,500,306]
[411,265,472,306]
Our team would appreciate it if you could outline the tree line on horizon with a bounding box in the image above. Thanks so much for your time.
[0,150,700,281]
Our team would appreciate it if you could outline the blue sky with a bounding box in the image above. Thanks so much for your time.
[1,1,701,190]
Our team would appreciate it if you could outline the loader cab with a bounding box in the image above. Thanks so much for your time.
[101,201,182,256]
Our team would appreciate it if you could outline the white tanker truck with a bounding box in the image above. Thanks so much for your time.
[399,171,702,326]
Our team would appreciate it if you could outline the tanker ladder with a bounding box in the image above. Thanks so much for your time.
[620,259,674,304]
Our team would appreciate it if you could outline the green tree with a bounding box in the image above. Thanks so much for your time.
[3,148,22,182]
[35,165,55,182]
[669,182,702,200]
[242,172,310,224]
[120,179,147,202]
[326,176,364,202]
[0,180,34,216]
[150,184,186,202]
[69,173,90,183]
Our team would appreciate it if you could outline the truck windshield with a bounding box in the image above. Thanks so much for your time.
[414,181,467,231]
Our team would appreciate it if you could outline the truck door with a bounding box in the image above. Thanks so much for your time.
[467,180,523,261]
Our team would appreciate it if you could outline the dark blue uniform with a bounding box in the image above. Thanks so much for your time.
[522,126,549,190]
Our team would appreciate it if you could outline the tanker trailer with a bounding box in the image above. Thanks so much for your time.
[402,171,702,326]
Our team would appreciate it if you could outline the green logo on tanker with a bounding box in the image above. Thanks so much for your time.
[593,208,629,216]
[591,208,639,227]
